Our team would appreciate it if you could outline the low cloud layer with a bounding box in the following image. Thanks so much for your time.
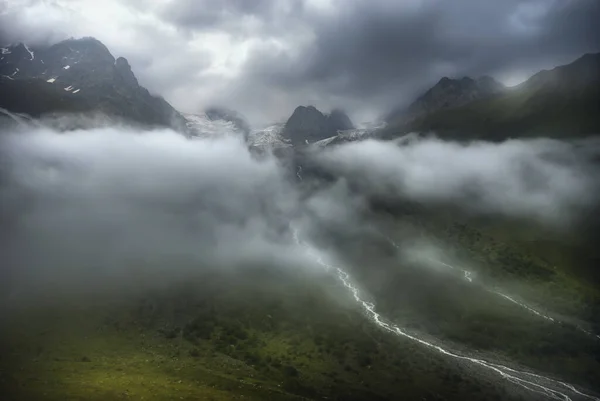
[1,0,599,125]
[316,136,600,225]
[0,123,313,300]
[1,119,599,306]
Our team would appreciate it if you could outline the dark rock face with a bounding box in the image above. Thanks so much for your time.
[0,37,186,131]
[283,106,354,146]
[114,57,139,87]
[327,108,354,132]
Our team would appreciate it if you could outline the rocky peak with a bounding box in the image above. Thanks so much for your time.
[406,75,505,117]
[283,105,355,146]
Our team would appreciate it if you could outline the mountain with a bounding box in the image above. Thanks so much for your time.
[0,38,186,131]
[381,53,600,140]
[327,108,355,132]
[386,75,505,124]
[283,106,354,146]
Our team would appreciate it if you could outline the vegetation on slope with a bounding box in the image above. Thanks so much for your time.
[1,267,525,401]
[380,53,600,141]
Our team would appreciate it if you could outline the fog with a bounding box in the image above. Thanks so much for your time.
[1,121,599,307]
[315,136,600,226]
[0,124,312,301]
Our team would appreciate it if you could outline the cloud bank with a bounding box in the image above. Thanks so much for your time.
[0,123,311,300]
[1,118,599,305]
[315,136,600,225]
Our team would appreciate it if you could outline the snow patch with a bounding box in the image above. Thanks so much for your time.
[1,48,10,55]
[248,123,290,149]
[24,44,34,60]
[46,77,57,83]
[63,65,70,70]
[64,86,74,91]
[11,68,19,77]
[1,75,15,80]
[72,89,80,94]
[183,113,242,138]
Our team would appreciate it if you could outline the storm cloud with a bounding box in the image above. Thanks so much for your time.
[1,0,599,126]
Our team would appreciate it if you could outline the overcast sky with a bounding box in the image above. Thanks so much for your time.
[1,0,599,126]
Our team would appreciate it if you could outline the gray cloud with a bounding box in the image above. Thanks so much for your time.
[0,0,599,125]
[314,136,600,225]
[0,122,314,301]
[1,116,599,313]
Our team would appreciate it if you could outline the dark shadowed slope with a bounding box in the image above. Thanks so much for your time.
[381,53,600,141]
[283,106,354,146]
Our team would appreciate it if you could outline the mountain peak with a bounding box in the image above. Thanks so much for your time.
[402,74,505,119]
[283,105,354,146]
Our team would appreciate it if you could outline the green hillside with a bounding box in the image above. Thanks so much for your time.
[381,53,600,141]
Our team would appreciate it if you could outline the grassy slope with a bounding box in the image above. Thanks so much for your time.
[1,209,599,400]
[343,201,600,389]
[0,268,522,401]
[380,80,600,141]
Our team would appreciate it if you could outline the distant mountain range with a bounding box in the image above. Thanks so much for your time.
[382,53,600,140]
[1,37,598,143]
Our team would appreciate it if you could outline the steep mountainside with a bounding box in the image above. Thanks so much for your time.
[0,38,186,131]
[386,75,505,124]
[283,106,354,146]
[381,53,600,140]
